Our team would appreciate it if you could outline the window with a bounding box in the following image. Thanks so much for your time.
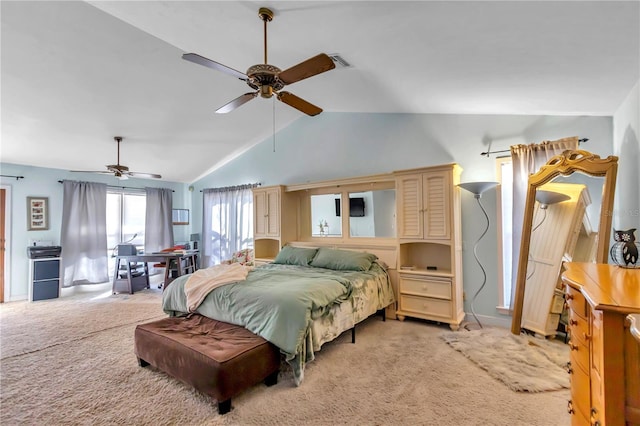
[107,190,146,263]
[496,157,513,312]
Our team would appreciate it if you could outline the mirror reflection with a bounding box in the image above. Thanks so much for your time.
[311,193,342,237]
[511,150,618,335]
[348,190,396,238]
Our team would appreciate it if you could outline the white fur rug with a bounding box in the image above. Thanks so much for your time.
[441,327,570,392]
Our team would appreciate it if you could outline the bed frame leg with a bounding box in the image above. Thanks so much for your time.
[137,357,149,368]
[218,399,231,415]
[264,370,279,387]
[351,326,356,343]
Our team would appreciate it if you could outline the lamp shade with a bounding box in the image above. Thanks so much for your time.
[458,181,499,196]
[535,190,570,207]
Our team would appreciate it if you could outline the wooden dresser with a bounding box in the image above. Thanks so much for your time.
[561,262,640,426]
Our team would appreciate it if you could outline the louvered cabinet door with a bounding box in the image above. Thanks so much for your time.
[265,188,280,237]
[422,170,451,240]
[397,174,424,239]
[253,190,268,238]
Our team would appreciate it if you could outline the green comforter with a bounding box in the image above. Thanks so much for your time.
[162,263,389,384]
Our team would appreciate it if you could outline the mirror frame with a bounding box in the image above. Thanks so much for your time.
[510,149,619,335]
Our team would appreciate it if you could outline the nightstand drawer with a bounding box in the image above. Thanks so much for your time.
[399,275,452,300]
[399,295,452,318]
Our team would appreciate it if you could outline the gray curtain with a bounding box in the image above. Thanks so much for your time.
[60,180,109,287]
[144,187,174,253]
[202,184,255,268]
[509,137,578,308]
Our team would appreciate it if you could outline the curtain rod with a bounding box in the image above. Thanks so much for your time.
[57,180,174,192]
[480,138,588,157]
[200,182,261,193]
[1,174,25,180]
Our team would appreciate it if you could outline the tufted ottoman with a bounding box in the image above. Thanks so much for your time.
[134,314,281,414]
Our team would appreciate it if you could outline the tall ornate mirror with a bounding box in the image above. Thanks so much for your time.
[510,150,619,335]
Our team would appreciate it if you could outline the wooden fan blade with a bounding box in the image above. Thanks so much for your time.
[182,53,248,81]
[278,53,335,85]
[216,92,258,114]
[126,172,162,179]
[277,91,322,116]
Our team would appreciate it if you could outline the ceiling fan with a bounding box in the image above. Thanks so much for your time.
[182,7,335,116]
[71,136,162,180]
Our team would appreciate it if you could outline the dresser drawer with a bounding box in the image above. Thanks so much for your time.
[399,295,452,318]
[570,362,591,422]
[566,286,588,319]
[568,308,590,347]
[590,367,604,425]
[569,338,590,379]
[399,275,452,300]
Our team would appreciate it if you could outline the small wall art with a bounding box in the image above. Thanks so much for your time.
[27,196,49,231]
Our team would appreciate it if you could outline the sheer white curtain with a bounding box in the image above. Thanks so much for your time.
[60,180,109,286]
[509,137,579,307]
[202,185,254,268]
[144,187,174,253]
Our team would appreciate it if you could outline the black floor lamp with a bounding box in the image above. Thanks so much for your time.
[458,181,499,329]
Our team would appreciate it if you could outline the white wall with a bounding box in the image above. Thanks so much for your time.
[0,163,188,301]
[613,80,640,230]
[190,112,614,324]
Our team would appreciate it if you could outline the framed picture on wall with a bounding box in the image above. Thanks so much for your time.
[27,196,49,231]
[172,209,189,225]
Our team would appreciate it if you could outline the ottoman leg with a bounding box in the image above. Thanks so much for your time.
[137,357,150,367]
[264,370,279,387]
[218,399,231,415]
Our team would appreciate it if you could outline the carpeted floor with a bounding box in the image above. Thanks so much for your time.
[0,289,570,425]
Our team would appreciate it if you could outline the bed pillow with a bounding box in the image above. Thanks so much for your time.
[310,247,378,271]
[272,246,318,266]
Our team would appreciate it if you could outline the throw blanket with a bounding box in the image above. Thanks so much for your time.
[184,263,251,312]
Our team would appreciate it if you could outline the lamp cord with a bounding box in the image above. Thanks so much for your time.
[470,196,490,329]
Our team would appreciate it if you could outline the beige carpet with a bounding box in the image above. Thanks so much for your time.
[441,327,570,392]
[1,289,570,425]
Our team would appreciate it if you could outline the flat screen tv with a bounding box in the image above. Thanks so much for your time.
[335,197,365,217]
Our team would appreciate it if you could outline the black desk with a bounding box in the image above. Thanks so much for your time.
[112,251,199,294]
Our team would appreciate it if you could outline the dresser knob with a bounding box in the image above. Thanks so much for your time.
[567,400,575,414]
[564,361,573,374]
[582,332,591,341]
[569,319,578,326]
[569,342,579,351]
[566,294,574,301]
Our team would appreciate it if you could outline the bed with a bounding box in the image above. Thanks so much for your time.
[162,246,395,385]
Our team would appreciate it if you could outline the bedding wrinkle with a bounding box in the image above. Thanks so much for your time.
[184,263,251,312]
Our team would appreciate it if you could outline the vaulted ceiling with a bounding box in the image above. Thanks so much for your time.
[2,1,638,183]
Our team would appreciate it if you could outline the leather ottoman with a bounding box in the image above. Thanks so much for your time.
[134,314,281,414]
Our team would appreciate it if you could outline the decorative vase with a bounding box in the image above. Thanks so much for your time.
[610,228,640,269]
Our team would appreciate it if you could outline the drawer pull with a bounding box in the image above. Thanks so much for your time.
[567,400,574,414]
[590,408,600,426]
[582,332,590,341]
[564,361,573,374]
[569,342,579,351]
[569,319,578,326]
[566,294,574,301]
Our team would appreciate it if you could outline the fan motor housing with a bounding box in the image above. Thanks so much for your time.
[247,64,284,97]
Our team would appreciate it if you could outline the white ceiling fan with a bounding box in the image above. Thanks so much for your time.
[71,136,162,180]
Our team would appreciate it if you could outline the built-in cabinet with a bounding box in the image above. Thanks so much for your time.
[252,185,297,264]
[394,164,464,330]
[562,262,640,426]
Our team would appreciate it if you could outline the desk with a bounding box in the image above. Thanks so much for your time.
[113,251,199,294]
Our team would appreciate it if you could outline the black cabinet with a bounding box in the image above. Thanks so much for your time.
[29,258,61,301]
